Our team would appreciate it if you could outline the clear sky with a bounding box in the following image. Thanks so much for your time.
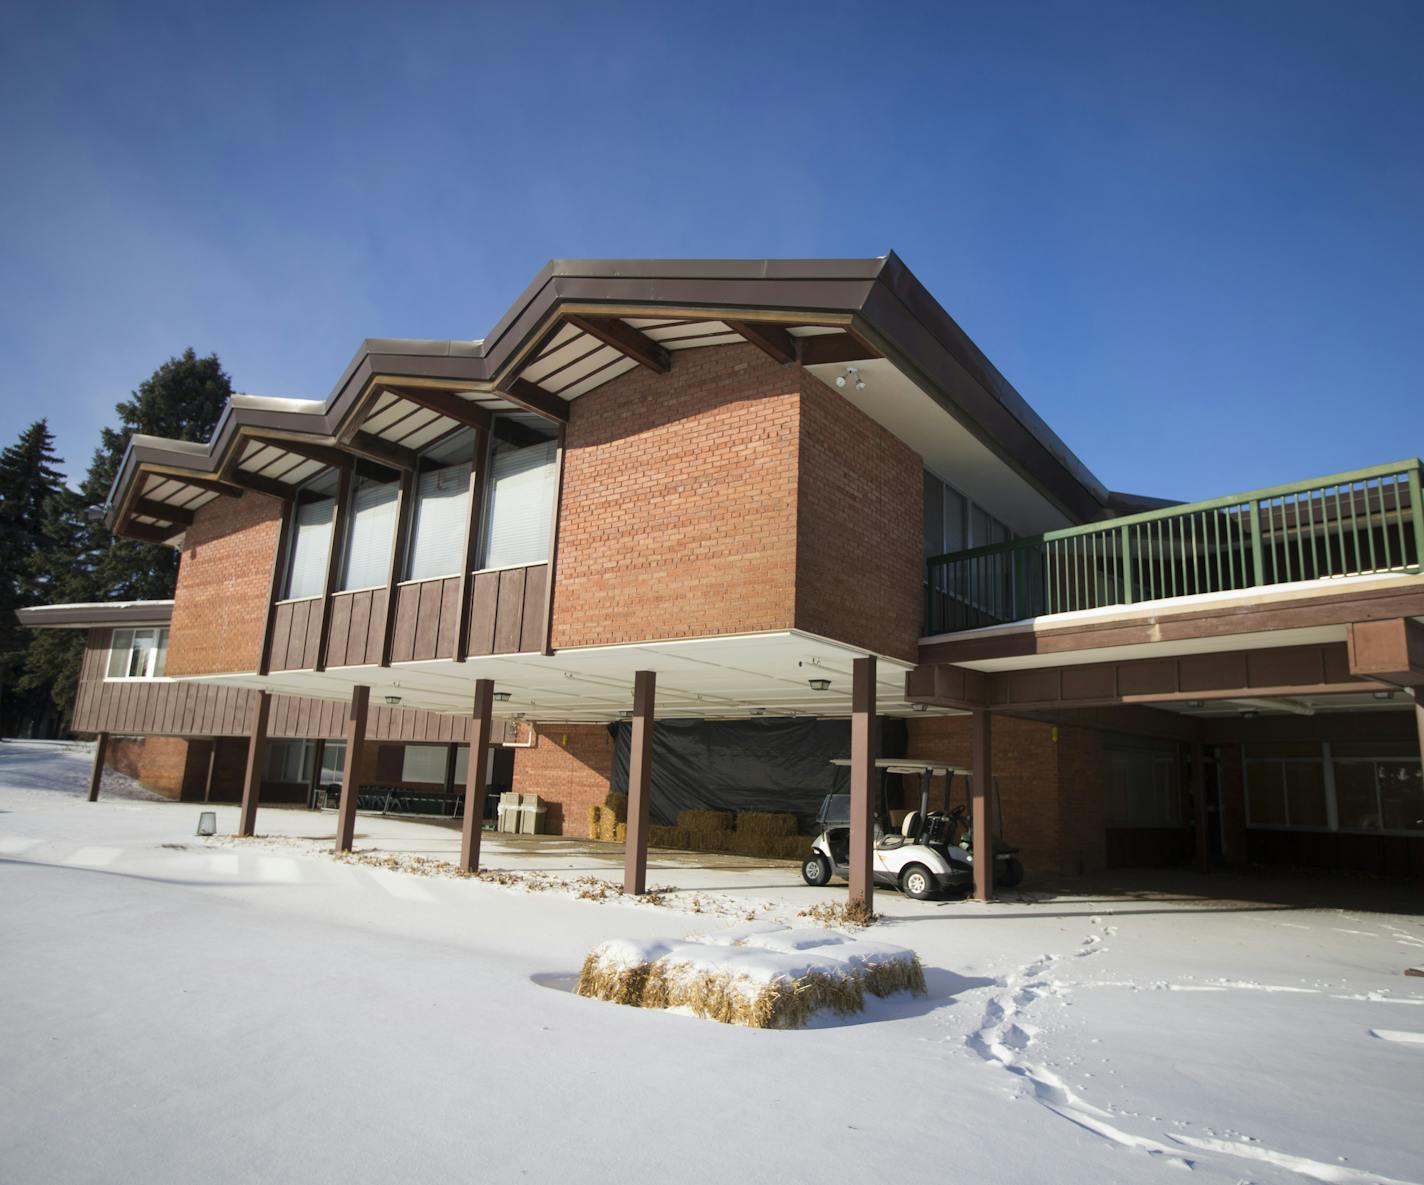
[1,0,1420,503]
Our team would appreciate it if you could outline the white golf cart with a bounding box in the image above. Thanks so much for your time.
[800,758,1024,899]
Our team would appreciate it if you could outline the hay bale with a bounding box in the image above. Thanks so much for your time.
[648,826,692,850]
[735,811,798,837]
[605,792,628,823]
[677,810,733,832]
[587,804,602,840]
[615,821,627,843]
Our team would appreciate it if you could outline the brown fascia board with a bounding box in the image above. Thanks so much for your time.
[15,600,174,630]
[103,255,1117,528]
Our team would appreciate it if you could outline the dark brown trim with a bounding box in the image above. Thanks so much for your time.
[132,497,194,526]
[313,466,353,673]
[970,709,993,902]
[848,656,876,911]
[1346,617,1424,688]
[622,670,657,896]
[378,470,415,666]
[495,378,571,423]
[458,680,493,872]
[540,424,566,657]
[347,432,417,472]
[238,692,271,837]
[454,424,490,663]
[14,601,172,630]
[564,314,670,374]
[247,435,349,470]
[87,732,108,802]
[152,473,244,499]
[121,521,182,545]
[224,468,298,500]
[334,686,370,853]
[796,329,881,366]
[258,494,296,676]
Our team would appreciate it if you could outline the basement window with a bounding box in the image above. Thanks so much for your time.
[107,627,169,679]
[479,415,558,570]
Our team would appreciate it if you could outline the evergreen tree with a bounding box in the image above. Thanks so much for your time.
[15,349,233,726]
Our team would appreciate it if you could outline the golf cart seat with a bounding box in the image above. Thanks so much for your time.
[901,811,922,842]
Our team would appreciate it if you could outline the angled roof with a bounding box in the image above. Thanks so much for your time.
[14,600,174,630]
[104,254,1117,542]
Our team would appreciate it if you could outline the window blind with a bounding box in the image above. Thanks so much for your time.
[481,439,557,570]
[341,477,399,591]
[401,744,448,784]
[407,460,472,580]
[287,497,335,599]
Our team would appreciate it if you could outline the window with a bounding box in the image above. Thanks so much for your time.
[1245,757,1327,827]
[1332,753,1424,834]
[407,430,475,581]
[1105,747,1182,827]
[265,740,315,784]
[317,740,346,787]
[1245,741,1422,835]
[480,416,558,570]
[340,474,400,591]
[106,627,169,678]
[923,470,1014,626]
[399,744,471,786]
[285,474,338,599]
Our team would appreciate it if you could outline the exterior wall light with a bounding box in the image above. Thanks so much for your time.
[808,678,831,692]
[834,366,866,391]
[493,691,512,702]
[1372,690,1394,701]
[384,695,402,706]
[911,703,928,712]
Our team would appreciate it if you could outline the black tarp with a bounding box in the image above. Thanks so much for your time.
[611,716,907,833]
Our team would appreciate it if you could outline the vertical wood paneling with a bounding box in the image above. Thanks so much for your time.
[303,601,324,669]
[494,569,524,653]
[346,591,372,667]
[520,565,547,653]
[436,578,460,658]
[366,589,388,663]
[468,572,498,655]
[270,602,294,671]
[327,593,352,668]
[286,599,310,669]
[412,580,442,661]
[391,585,419,663]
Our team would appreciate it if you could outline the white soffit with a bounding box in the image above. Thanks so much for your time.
[805,357,1074,537]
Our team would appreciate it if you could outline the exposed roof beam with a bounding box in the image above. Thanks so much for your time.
[132,497,195,526]
[152,473,244,499]
[726,320,797,365]
[347,431,418,472]
[494,378,570,423]
[378,385,492,430]
[121,520,181,546]
[564,314,671,374]
[798,331,881,366]
[223,467,298,501]
[247,434,350,471]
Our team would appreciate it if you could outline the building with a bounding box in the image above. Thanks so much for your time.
[17,255,1424,903]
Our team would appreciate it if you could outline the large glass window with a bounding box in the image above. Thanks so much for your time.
[317,740,346,787]
[1105,746,1182,827]
[106,627,169,678]
[265,739,315,784]
[480,415,558,570]
[340,474,400,591]
[407,430,475,581]
[284,473,338,599]
[1246,741,1422,835]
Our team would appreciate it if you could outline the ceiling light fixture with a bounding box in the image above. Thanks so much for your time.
[808,678,832,692]
[911,703,928,712]
[384,695,401,706]
[1372,690,1394,701]
[834,366,866,391]
[493,691,511,703]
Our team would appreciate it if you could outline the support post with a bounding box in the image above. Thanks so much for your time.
[459,680,494,872]
[1413,689,1424,778]
[971,708,994,902]
[87,732,109,803]
[334,685,370,853]
[1191,739,1210,872]
[848,656,877,912]
[238,693,271,837]
[204,738,219,804]
[622,670,657,896]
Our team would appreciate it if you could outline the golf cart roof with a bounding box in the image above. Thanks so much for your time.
[829,757,970,775]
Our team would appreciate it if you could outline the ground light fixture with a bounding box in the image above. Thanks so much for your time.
[808,678,832,692]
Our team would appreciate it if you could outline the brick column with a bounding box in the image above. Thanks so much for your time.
[238,693,271,837]
[971,709,994,902]
[848,656,876,911]
[335,685,371,853]
[622,671,656,895]
[87,732,109,803]
[459,680,494,873]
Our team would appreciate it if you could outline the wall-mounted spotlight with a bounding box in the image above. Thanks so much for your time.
[834,366,866,391]
[808,678,832,692]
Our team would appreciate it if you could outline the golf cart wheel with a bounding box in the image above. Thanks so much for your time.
[998,857,1025,888]
[801,854,833,887]
[900,863,936,900]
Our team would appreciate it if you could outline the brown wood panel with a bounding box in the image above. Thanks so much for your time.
[285,599,310,670]
[366,588,389,663]
[270,602,294,671]
[435,578,461,659]
[391,585,420,663]
[409,580,440,661]
[467,572,498,656]
[520,564,547,653]
[327,593,352,668]
[494,568,525,654]
[303,601,324,669]
[344,591,372,667]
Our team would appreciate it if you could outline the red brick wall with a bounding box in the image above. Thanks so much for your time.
[905,714,1107,877]
[510,724,614,836]
[794,370,923,663]
[551,344,800,648]
[167,492,285,676]
[106,735,200,799]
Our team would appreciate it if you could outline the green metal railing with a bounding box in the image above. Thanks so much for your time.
[925,460,1424,634]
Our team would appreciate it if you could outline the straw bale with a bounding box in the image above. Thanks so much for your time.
[735,811,798,837]
[677,810,734,832]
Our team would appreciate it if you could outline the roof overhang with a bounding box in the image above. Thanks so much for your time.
[14,600,174,630]
[104,254,1116,546]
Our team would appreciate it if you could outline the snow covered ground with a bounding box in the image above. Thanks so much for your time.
[2,740,1422,1185]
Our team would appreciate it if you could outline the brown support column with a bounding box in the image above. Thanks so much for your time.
[334,685,371,853]
[459,680,494,872]
[848,655,876,912]
[971,708,994,902]
[87,732,109,803]
[1191,738,1210,871]
[204,738,219,804]
[622,670,656,896]
[238,693,271,837]
[1413,689,1424,778]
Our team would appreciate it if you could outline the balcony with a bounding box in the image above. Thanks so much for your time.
[925,460,1424,635]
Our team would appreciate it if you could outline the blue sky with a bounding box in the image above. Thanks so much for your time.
[1,0,1420,502]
